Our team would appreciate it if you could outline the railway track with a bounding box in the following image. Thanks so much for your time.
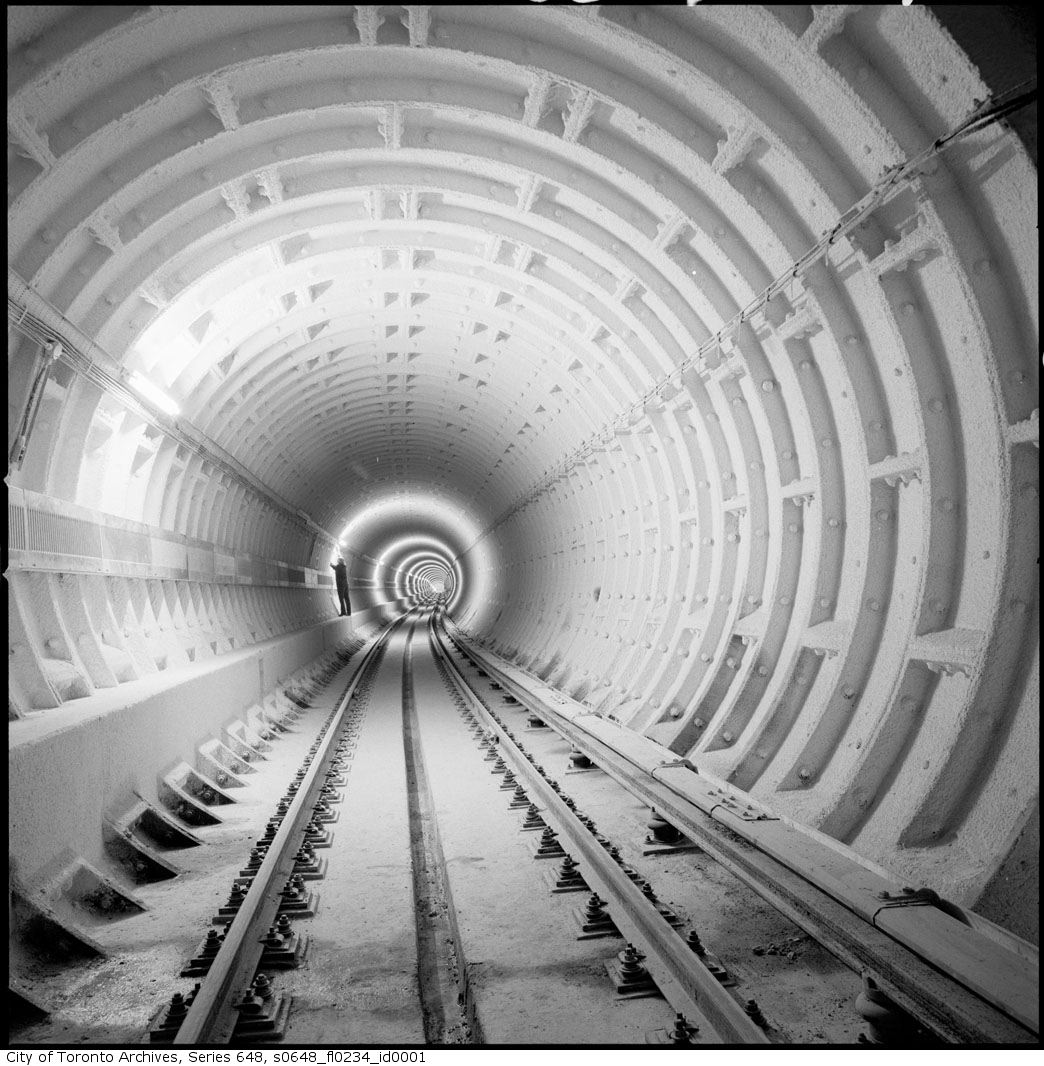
[163,614,408,1043]
[14,608,1035,1047]
[145,609,723,1044]
[436,612,1039,1046]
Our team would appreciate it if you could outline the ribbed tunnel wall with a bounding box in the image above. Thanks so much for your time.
[7,6,1038,939]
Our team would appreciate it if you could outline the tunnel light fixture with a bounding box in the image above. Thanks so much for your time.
[127,371,180,416]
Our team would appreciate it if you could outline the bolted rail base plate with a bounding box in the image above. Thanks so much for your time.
[604,959,663,1000]
[639,834,701,857]
[574,908,622,940]
[231,992,293,1042]
[545,868,590,894]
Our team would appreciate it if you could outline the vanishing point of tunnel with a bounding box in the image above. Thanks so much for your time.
[7,3,1038,1049]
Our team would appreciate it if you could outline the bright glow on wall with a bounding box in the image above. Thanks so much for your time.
[338,493,482,546]
[126,371,181,417]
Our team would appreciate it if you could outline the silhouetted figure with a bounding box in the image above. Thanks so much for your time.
[330,556,351,616]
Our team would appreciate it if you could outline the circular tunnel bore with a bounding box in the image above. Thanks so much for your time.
[6,1,1038,985]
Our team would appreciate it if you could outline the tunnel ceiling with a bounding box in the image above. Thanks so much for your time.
[9,4,1021,533]
[7,5,1039,924]
[11,3,831,532]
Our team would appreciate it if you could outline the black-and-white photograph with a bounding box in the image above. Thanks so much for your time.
[7,3,1037,1054]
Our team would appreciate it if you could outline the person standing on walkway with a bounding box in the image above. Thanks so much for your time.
[330,555,351,616]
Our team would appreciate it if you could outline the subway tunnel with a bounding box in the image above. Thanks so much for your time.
[7,4,1039,1047]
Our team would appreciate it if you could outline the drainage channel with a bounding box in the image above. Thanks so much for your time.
[400,621,479,1044]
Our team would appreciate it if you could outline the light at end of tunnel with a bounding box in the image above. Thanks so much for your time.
[334,495,494,621]
[126,371,181,417]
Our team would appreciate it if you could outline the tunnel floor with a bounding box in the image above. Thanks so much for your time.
[11,614,877,1046]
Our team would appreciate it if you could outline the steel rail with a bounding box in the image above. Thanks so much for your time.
[464,672,1025,1043]
[444,619,1037,1044]
[173,620,404,1044]
[427,614,770,1044]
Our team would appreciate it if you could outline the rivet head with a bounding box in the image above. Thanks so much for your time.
[761,379,776,392]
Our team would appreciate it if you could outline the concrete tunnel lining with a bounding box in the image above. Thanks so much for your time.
[7,3,1038,948]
